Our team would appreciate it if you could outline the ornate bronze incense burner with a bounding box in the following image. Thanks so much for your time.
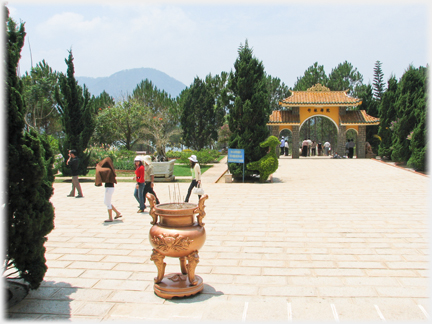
[146,193,208,299]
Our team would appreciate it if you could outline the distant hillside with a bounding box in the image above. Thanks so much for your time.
[76,68,187,100]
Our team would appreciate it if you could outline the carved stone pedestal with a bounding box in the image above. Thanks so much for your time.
[153,273,203,299]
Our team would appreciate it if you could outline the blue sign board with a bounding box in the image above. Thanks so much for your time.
[228,148,244,163]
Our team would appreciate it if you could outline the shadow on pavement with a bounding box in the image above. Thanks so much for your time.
[163,284,224,304]
[6,280,78,320]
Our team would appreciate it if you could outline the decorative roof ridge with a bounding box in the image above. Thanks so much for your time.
[306,83,330,92]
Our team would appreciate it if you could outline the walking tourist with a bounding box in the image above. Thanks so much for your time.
[66,149,84,198]
[284,140,289,156]
[324,141,331,156]
[301,139,308,157]
[311,141,317,156]
[348,139,355,158]
[280,137,285,155]
[318,142,322,156]
[95,157,122,222]
[307,138,312,156]
[184,154,202,203]
[143,155,160,208]
[133,155,145,213]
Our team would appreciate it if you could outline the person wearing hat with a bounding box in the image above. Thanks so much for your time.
[133,155,145,213]
[66,149,84,198]
[143,155,160,208]
[184,154,201,203]
[95,157,122,222]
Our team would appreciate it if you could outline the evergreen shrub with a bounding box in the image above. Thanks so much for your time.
[166,150,182,159]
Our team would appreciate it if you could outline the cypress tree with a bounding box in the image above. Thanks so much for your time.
[377,75,398,158]
[181,77,217,150]
[56,51,95,176]
[225,40,270,178]
[391,65,427,164]
[6,6,55,289]
[406,67,428,171]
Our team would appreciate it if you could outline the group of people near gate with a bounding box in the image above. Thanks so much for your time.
[66,149,202,223]
[301,138,332,157]
[279,137,290,156]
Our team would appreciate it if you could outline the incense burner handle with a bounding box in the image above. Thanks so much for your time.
[194,194,208,227]
[146,193,158,225]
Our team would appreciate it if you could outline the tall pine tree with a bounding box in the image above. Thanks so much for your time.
[6,6,55,289]
[224,40,270,178]
[354,83,380,152]
[293,62,328,91]
[131,79,181,158]
[266,74,291,111]
[55,51,95,176]
[373,60,385,101]
[377,75,398,158]
[327,61,363,94]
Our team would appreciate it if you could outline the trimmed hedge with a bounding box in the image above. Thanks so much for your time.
[177,149,220,165]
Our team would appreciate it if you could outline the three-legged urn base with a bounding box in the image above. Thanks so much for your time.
[146,193,209,299]
[154,273,203,299]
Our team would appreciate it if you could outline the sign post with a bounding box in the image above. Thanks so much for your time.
[227,148,245,183]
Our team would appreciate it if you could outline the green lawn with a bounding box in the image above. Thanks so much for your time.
[173,164,212,176]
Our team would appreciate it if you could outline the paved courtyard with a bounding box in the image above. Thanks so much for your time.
[6,156,430,321]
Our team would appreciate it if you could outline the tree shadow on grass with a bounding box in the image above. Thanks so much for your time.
[6,280,78,320]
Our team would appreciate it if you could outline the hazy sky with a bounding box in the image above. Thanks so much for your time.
[6,0,430,89]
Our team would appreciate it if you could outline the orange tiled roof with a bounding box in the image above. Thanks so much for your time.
[340,110,380,125]
[280,90,362,106]
[268,110,300,124]
[268,109,379,125]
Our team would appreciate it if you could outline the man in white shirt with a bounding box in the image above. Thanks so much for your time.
[307,138,312,156]
[324,141,331,156]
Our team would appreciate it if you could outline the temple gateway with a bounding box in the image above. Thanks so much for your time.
[267,84,380,158]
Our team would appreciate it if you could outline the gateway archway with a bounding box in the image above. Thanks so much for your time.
[267,84,380,158]
[278,128,293,155]
[299,115,339,156]
[346,128,358,157]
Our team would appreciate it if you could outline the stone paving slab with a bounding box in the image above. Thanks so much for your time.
[6,156,430,321]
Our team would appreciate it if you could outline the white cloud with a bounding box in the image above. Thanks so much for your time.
[129,6,196,35]
[36,12,104,36]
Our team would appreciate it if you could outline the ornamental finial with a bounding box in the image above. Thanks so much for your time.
[307,83,330,92]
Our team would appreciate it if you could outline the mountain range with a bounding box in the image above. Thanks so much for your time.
[76,68,187,100]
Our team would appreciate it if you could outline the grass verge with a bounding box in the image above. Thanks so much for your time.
[55,163,213,182]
